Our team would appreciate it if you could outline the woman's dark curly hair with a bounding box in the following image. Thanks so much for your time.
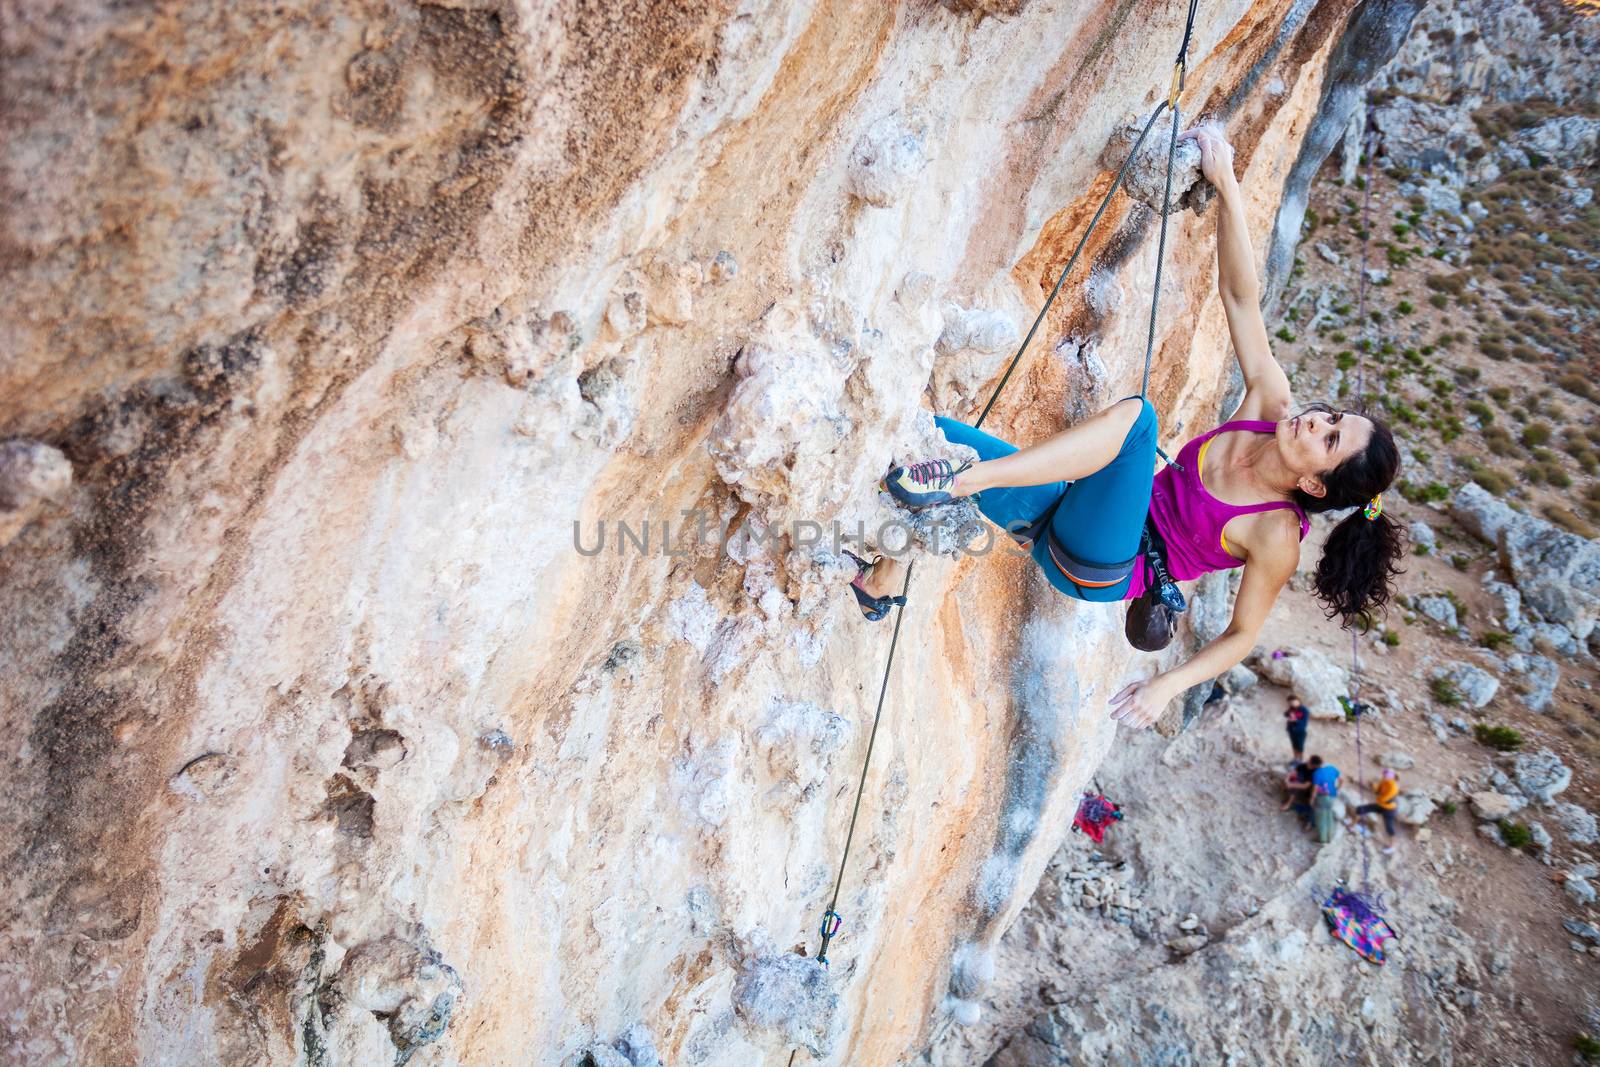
[1291,405,1404,625]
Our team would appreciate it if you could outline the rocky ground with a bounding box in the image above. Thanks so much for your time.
[931,660,1600,1067]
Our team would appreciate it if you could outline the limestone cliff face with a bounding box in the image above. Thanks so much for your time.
[2,2,1369,1063]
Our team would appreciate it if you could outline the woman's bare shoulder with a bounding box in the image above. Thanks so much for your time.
[1235,506,1304,572]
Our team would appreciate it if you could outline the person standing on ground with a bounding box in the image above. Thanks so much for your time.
[1284,693,1309,761]
[1308,755,1340,845]
[1354,769,1400,855]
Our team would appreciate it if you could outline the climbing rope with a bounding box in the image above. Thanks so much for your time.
[1345,107,1384,904]
[813,561,914,970]
[789,5,1202,1058]
[978,0,1198,427]
[1352,111,1380,403]
[1348,628,1373,891]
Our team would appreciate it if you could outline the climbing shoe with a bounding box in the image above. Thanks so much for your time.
[845,551,906,622]
[879,458,971,509]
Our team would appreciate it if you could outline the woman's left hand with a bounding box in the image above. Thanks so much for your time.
[1179,124,1236,188]
[1109,675,1179,729]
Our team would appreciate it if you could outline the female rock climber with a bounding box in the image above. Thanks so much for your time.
[850,125,1404,729]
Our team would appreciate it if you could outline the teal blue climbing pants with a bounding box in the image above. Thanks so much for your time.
[935,398,1158,603]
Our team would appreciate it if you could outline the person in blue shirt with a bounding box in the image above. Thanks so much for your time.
[1308,755,1340,844]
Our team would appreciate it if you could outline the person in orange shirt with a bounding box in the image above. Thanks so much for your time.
[1354,769,1400,854]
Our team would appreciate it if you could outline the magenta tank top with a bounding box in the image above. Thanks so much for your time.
[1125,419,1309,600]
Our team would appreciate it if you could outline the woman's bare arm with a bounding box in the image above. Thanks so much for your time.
[1185,126,1292,422]
[1109,517,1300,727]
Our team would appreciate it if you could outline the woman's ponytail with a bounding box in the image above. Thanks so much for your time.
[1293,410,1404,625]
[1313,508,1405,623]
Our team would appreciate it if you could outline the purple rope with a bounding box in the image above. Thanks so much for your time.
[1353,115,1379,401]
[1346,103,1382,896]
[1350,629,1372,891]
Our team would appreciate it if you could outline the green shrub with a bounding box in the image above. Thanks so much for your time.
[1466,401,1493,423]
[1577,1033,1600,1062]
[1429,292,1450,309]
[1475,724,1525,751]
[1483,427,1518,458]
[1275,327,1296,343]
[1480,630,1511,650]
[1401,480,1450,504]
[1497,820,1532,848]
[1558,373,1595,401]
[1521,422,1553,447]
[1481,340,1508,361]
[1396,299,1415,315]
[1438,800,1458,816]
[1488,386,1512,405]
[1382,630,1401,647]
[1431,676,1462,706]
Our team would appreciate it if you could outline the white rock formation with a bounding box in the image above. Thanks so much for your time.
[1254,648,1352,719]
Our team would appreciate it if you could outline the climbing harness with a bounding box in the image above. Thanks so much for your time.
[1321,112,1398,964]
[1071,792,1124,844]
[790,3,1203,1058]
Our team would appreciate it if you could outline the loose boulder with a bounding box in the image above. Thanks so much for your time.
[1253,648,1349,719]
[1553,802,1599,846]
[1468,791,1515,821]
[1414,595,1459,630]
[1394,791,1435,827]
[1432,662,1499,709]
[1450,482,1518,547]
[1499,518,1600,640]
[1516,655,1560,713]
[1512,748,1572,805]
